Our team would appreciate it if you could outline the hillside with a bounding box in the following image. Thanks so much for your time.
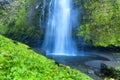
[0,35,93,80]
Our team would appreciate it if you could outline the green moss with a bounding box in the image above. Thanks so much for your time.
[77,0,120,47]
[0,35,93,80]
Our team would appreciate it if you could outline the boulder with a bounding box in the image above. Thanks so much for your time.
[34,48,46,56]
[0,0,10,8]
[101,61,120,79]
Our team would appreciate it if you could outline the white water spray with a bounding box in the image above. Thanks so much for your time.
[42,0,77,56]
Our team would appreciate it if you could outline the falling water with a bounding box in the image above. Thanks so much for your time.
[39,0,46,28]
[42,0,77,56]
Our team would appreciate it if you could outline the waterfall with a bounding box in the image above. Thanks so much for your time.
[42,0,77,56]
[39,0,46,28]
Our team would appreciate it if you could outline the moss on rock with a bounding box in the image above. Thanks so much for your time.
[101,61,120,80]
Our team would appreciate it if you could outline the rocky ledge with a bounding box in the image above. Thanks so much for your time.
[101,61,120,79]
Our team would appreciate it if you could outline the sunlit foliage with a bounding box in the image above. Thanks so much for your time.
[78,0,120,47]
[0,35,93,80]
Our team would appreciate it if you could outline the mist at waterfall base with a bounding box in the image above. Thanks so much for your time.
[41,0,79,56]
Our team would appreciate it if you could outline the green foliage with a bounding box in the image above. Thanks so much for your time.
[0,35,93,80]
[0,22,8,34]
[77,0,120,47]
[0,0,43,47]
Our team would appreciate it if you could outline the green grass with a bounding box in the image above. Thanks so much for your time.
[0,35,93,80]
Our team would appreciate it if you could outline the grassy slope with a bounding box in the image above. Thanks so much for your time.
[0,35,93,80]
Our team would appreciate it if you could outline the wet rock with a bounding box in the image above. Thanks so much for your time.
[88,69,94,74]
[0,0,9,4]
[38,49,46,56]
[87,69,103,80]
[0,0,10,9]
[34,48,46,56]
[85,60,104,69]
[101,61,120,79]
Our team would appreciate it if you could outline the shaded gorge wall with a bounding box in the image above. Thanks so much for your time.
[0,0,44,47]
[0,0,120,51]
